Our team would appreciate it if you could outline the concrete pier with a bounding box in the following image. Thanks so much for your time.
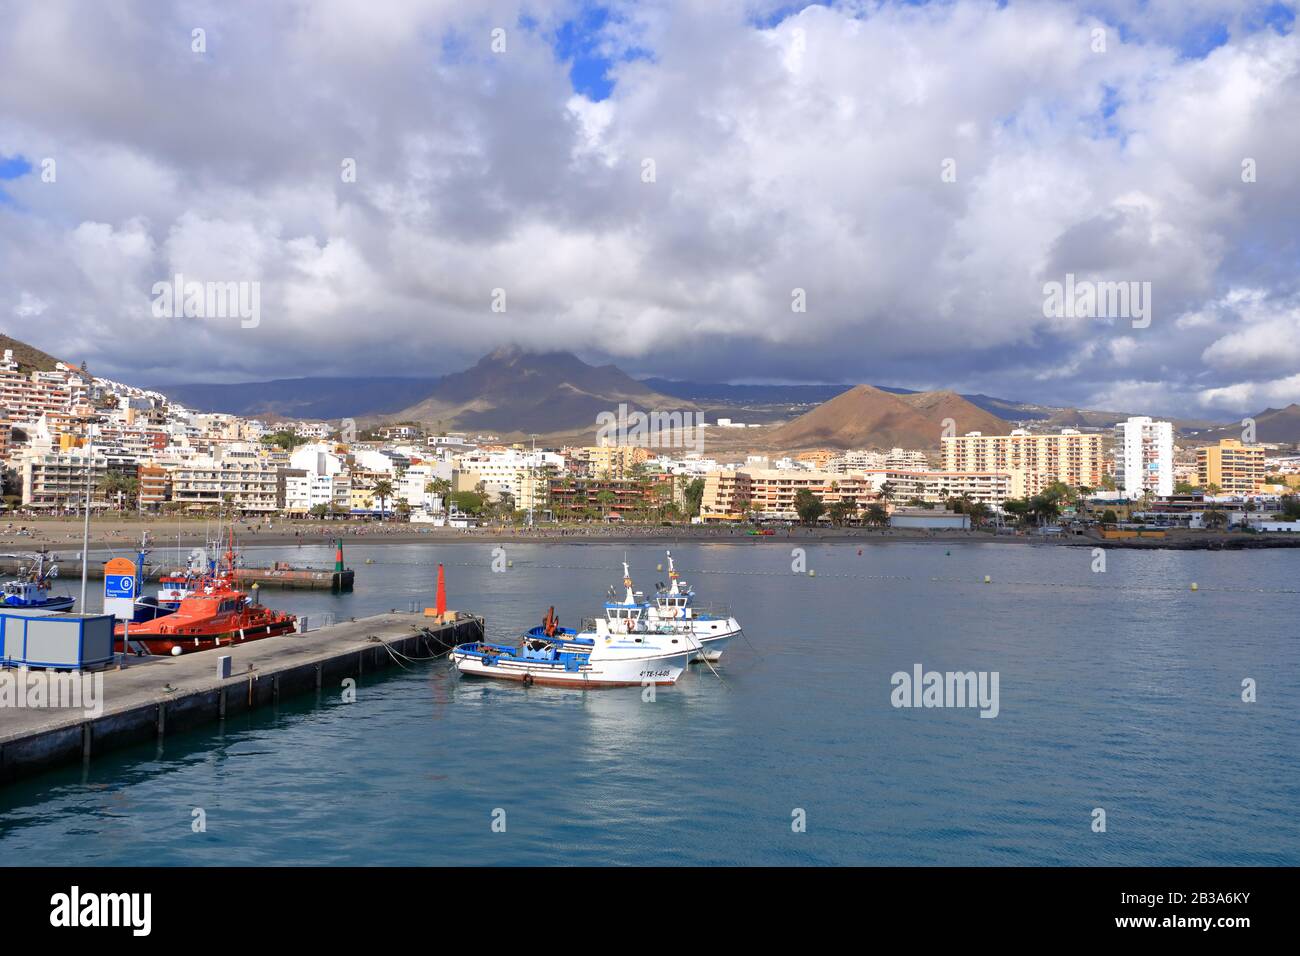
[0,557,355,592]
[0,612,483,785]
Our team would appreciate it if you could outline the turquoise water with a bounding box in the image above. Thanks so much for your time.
[1,540,1297,865]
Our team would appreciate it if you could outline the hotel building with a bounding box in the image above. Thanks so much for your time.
[941,429,1107,497]
[1197,439,1266,495]
[1115,417,1174,498]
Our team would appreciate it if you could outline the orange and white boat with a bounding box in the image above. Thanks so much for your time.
[115,534,297,656]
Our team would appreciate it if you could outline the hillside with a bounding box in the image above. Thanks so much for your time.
[0,333,71,372]
[388,348,694,435]
[768,385,1009,450]
[1192,404,1300,445]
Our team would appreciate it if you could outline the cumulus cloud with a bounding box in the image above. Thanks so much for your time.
[0,0,1296,420]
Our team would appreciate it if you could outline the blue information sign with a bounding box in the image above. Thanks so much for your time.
[104,574,136,599]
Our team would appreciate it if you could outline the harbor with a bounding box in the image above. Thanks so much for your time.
[2,539,1298,866]
[0,611,483,785]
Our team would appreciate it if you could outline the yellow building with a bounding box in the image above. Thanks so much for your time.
[1197,439,1265,495]
[571,444,651,478]
[942,429,1106,497]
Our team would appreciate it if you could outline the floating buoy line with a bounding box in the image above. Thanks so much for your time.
[356,558,1300,595]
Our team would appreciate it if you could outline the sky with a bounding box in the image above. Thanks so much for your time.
[0,0,1297,419]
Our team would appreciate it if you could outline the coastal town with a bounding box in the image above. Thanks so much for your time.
[4,345,1299,543]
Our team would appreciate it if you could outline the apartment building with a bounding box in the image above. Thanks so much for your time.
[547,476,667,520]
[458,450,564,509]
[1197,439,1266,495]
[137,463,171,510]
[875,470,1012,507]
[1114,417,1174,498]
[942,429,1107,497]
[567,444,652,479]
[171,446,280,514]
[18,449,113,510]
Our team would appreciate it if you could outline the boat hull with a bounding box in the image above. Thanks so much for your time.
[116,620,298,656]
[0,596,76,616]
[451,648,689,688]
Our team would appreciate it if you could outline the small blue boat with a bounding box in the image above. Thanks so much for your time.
[0,551,75,615]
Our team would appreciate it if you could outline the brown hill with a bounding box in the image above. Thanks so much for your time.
[894,390,1010,437]
[768,385,1009,450]
[0,333,70,372]
[1195,404,1300,445]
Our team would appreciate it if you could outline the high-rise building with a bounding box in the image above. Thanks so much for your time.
[1197,439,1265,495]
[1116,417,1174,498]
[941,429,1107,497]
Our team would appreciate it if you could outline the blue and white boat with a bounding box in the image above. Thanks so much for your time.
[0,551,75,616]
[450,567,697,687]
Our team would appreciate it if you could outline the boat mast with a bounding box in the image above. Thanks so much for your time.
[78,422,95,613]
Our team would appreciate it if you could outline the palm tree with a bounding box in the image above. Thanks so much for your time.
[1202,508,1229,530]
[373,479,394,520]
[595,489,617,521]
[99,472,139,512]
[864,503,889,527]
[877,481,896,506]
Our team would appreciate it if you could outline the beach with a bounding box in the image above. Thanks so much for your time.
[3,516,1296,552]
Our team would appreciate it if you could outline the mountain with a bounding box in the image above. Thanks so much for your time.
[1191,404,1300,444]
[153,377,442,420]
[0,333,73,373]
[641,378,849,405]
[387,348,693,435]
[767,385,1009,450]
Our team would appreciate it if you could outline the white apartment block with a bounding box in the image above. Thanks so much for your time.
[1116,417,1174,498]
[457,450,564,509]
[19,448,113,510]
[172,445,280,514]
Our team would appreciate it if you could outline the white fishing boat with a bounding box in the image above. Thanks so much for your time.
[450,567,697,688]
[645,551,742,663]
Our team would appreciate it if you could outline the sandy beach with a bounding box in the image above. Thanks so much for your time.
[2,515,1296,553]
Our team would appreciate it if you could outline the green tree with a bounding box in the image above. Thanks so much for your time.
[793,488,825,526]
[372,479,394,519]
[864,503,889,527]
[449,490,485,515]
[262,431,307,452]
[595,489,617,520]
[1202,508,1229,530]
[682,477,705,518]
[98,472,140,512]
[827,500,857,526]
